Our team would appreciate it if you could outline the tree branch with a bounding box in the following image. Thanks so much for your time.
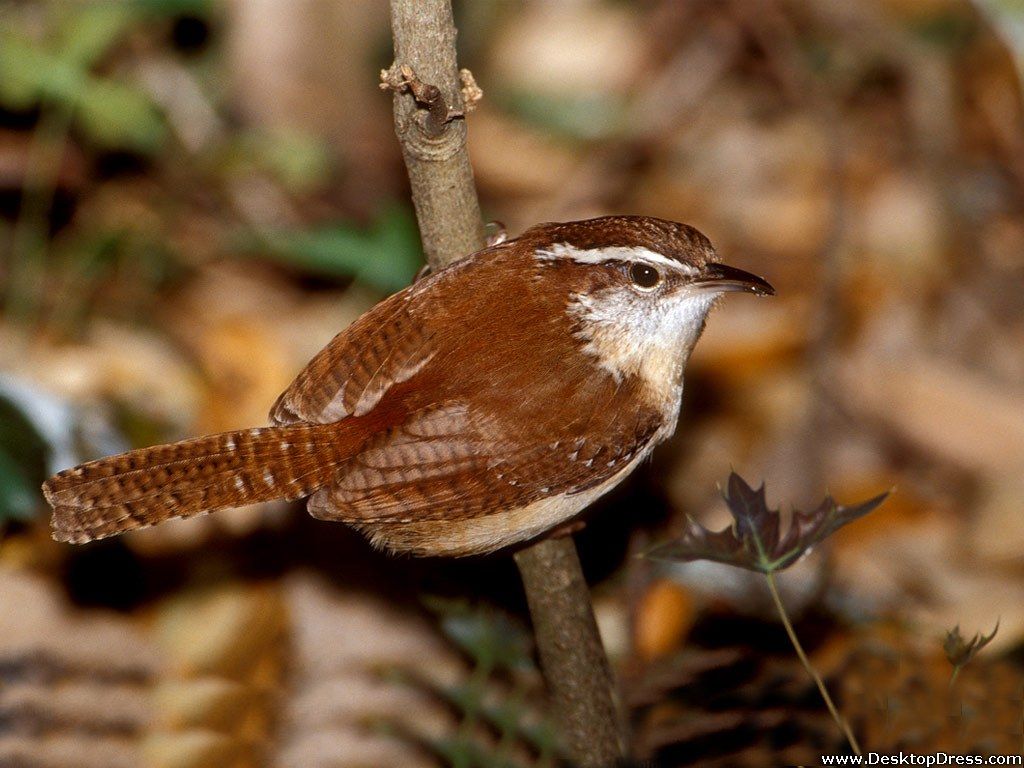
[385,2,624,765]
[385,0,483,267]
[514,538,625,765]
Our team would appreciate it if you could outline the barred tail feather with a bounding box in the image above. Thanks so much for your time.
[44,424,346,544]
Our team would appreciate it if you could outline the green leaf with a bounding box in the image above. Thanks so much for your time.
[252,206,423,293]
[357,207,424,291]
[0,24,166,153]
[439,609,534,674]
[0,394,52,523]
[500,89,625,140]
[647,472,890,574]
[127,0,213,16]
[0,450,41,523]
[0,34,80,109]
[77,78,166,153]
[230,129,331,192]
[430,734,521,768]
[56,3,137,68]
[909,11,979,50]
[424,596,535,674]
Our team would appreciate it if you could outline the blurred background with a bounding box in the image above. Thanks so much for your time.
[1,1,1024,766]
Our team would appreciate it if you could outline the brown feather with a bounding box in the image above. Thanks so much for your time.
[45,423,356,543]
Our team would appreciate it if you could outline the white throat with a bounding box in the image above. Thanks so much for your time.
[568,286,717,397]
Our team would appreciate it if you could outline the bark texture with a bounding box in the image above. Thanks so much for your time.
[387,0,484,268]
[515,539,624,766]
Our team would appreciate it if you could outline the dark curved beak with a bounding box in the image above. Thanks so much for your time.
[693,263,774,296]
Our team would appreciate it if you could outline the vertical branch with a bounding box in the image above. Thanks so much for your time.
[514,539,624,765]
[385,0,483,268]
[384,2,623,765]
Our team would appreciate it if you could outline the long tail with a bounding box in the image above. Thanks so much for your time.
[44,423,349,544]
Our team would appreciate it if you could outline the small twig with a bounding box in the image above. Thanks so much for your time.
[383,0,483,265]
[380,64,464,137]
[458,68,483,112]
[765,571,862,756]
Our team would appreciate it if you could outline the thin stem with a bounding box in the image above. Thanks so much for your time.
[949,665,961,688]
[764,570,862,756]
[514,539,623,766]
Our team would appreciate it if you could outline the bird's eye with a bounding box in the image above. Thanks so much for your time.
[629,263,661,289]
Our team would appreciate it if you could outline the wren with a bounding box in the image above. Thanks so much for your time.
[44,215,773,556]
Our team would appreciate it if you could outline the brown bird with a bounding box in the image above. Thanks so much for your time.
[43,215,773,556]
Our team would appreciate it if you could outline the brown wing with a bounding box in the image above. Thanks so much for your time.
[269,246,512,427]
[306,398,663,524]
[270,286,437,425]
[269,239,527,428]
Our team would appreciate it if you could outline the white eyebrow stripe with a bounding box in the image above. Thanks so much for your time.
[534,243,698,275]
